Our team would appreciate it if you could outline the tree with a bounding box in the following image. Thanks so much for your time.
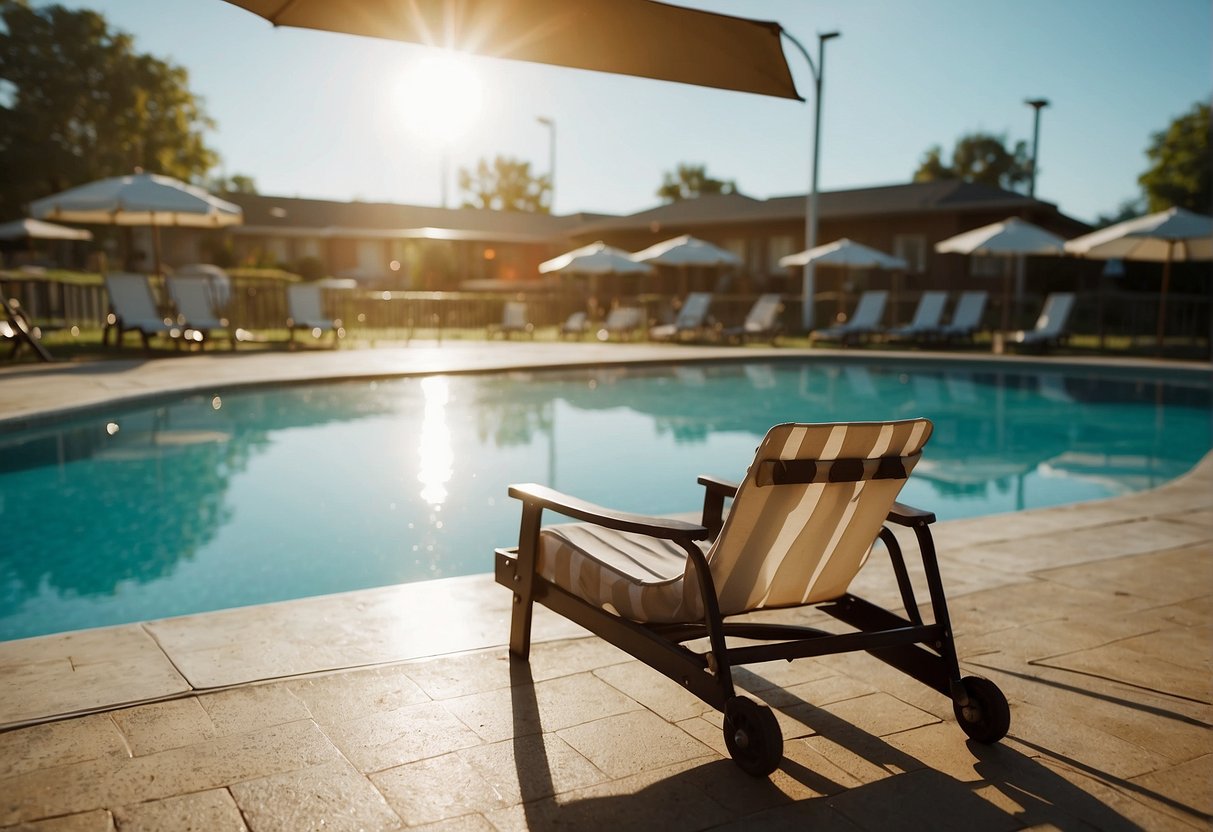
[212,173,258,195]
[0,2,219,219]
[912,132,1032,191]
[458,155,550,213]
[1139,101,1211,213]
[657,163,736,202]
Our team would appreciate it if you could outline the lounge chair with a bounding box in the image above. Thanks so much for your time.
[103,273,179,349]
[810,290,888,346]
[287,284,344,347]
[1010,292,1075,351]
[0,287,53,362]
[559,310,589,340]
[598,306,644,341]
[884,290,948,342]
[495,419,1009,777]
[937,290,988,342]
[489,301,534,339]
[722,293,782,344]
[649,292,713,341]
[166,275,234,349]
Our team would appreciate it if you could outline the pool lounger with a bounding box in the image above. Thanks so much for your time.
[495,418,1009,777]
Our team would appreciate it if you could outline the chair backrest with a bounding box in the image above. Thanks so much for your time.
[502,301,528,329]
[675,293,713,328]
[287,284,326,324]
[563,311,587,331]
[745,293,782,331]
[706,419,932,615]
[605,307,641,330]
[948,291,987,330]
[105,273,161,323]
[1033,292,1075,335]
[166,276,220,325]
[908,291,948,328]
[848,290,888,328]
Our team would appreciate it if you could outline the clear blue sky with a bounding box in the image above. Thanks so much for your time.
[63,0,1211,224]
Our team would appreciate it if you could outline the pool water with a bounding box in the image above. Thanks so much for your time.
[1,359,1209,641]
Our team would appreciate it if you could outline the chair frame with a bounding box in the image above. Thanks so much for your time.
[1,287,53,362]
[496,460,1009,776]
[102,274,180,350]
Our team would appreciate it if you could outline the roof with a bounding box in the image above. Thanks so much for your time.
[569,180,1077,236]
[223,193,609,244]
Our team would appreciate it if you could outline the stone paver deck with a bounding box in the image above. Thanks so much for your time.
[1,344,1210,830]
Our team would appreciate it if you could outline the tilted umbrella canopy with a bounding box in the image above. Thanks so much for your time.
[1063,207,1213,261]
[0,218,93,241]
[934,217,1066,256]
[780,237,907,269]
[540,241,653,276]
[221,0,801,100]
[29,173,243,228]
[631,234,742,267]
[1064,207,1212,351]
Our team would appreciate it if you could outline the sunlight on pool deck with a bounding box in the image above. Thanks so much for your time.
[0,343,1209,830]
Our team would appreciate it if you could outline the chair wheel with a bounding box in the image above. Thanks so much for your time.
[953,676,1010,743]
[723,696,783,776]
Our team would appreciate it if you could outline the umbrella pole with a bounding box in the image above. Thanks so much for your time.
[152,220,163,277]
[1155,244,1173,354]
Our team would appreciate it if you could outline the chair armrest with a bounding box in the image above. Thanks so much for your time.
[885,501,936,527]
[697,475,739,538]
[508,483,709,542]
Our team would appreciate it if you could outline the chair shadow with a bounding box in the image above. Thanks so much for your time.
[507,655,1200,831]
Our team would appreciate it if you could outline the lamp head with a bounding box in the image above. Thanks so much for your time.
[819,31,840,42]
[1025,98,1050,110]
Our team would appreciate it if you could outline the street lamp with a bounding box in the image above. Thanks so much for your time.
[783,30,840,331]
[1025,98,1049,198]
[537,116,556,212]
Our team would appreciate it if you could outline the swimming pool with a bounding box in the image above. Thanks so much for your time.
[1,358,1209,641]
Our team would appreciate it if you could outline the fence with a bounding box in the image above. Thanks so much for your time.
[1,276,1208,348]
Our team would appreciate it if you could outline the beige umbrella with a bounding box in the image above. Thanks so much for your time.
[29,172,242,276]
[935,218,1067,333]
[220,0,801,99]
[631,234,741,295]
[1064,207,1213,350]
[781,238,906,322]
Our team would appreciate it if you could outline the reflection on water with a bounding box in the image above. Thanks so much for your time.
[0,360,1208,640]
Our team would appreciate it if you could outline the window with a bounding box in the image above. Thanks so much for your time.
[893,234,927,273]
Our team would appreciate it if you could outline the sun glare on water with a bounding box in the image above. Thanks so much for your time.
[396,50,484,143]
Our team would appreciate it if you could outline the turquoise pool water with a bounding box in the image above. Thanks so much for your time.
[1,358,1209,641]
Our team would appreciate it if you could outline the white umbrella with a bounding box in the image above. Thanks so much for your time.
[934,217,1067,332]
[29,172,243,275]
[780,237,907,269]
[632,235,742,267]
[632,234,741,296]
[1064,207,1213,350]
[0,218,93,241]
[539,241,653,276]
[781,238,906,324]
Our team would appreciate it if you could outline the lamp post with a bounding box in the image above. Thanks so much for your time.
[537,116,556,212]
[784,30,840,331]
[1025,98,1049,198]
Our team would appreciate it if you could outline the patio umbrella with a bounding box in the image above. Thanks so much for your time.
[220,0,801,100]
[1064,207,1213,350]
[631,234,741,295]
[934,217,1067,332]
[540,241,652,310]
[780,238,906,322]
[29,172,243,276]
[540,241,653,277]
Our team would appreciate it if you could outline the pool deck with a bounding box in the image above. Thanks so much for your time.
[0,343,1210,830]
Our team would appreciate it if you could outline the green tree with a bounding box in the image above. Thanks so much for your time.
[912,132,1032,191]
[458,155,550,213]
[212,173,258,194]
[0,2,219,219]
[657,163,736,202]
[1139,101,1211,213]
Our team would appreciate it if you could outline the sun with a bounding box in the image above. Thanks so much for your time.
[397,50,484,144]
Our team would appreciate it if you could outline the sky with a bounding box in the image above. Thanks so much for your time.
[59,0,1212,225]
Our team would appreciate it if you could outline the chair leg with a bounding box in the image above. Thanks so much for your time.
[509,502,544,660]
